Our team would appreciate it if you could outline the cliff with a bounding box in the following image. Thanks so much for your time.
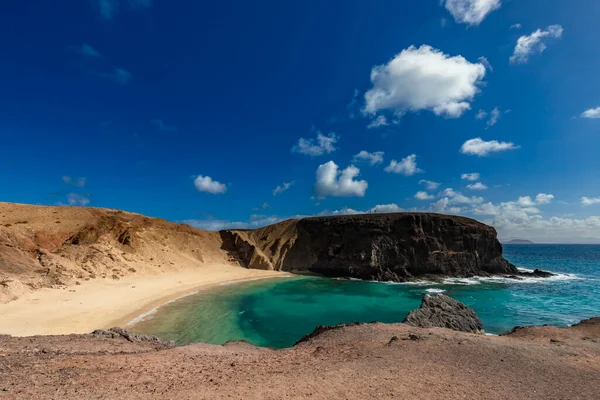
[0,203,230,302]
[221,213,518,281]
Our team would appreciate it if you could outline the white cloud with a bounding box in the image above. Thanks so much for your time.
[332,204,403,215]
[536,193,555,205]
[183,220,249,231]
[510,25,564,64]
[487,107,501,127]
[461,172,480,181]
[469,196,600,243]
[353,151,384,166]
[443,0,502,26]
[367,115,388,129]
[151,119,177,132]
[431,198,462,215]
[314,161,368,198]
[370,204,404,213]
[460,138,519,156]
[273,181,294,196]
[384,154,423,176]
[475,109,487,120]
[194,175,227,194]
[62,176,86,188]
[581,107,600,119]
[477,56,493,72]
[364,45,486,118]
[467,182,488,190]
[442,188,484,204]
[292,132,338,156]
[66,193,90,206]
[582,197,600,206]
[415,191,435,200]
[510,23,522,30]
[419,179,440,190]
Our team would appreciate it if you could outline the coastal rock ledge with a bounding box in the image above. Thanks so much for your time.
[403,294,485,334]
[221,213,521,281]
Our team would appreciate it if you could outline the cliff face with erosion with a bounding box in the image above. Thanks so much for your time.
[221,213,517,281]
[0,203,229,302]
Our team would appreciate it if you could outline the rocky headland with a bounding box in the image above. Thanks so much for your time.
[221,213,549,281]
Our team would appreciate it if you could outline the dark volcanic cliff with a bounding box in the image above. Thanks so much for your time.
[221,213,518,281]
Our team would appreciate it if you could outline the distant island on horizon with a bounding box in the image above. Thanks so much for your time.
[503,239,536,244]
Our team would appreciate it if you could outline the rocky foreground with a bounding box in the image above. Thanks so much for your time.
[0,318,598,400]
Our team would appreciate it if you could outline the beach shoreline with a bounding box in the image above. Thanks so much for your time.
[0,264,290,337]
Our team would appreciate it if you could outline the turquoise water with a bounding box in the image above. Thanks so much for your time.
[131,245,600,348]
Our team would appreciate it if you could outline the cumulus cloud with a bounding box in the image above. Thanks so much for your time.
[582,197,600,206]
[475,110,487,120]
[415,191,435,200]
[419,179,440,190]
[194,175,227,194]
[467,182,488,190]
[62,176,86,188]
[510,25,563,64]
[536,193,555,205]
[332,204,403,215]
[510,23,522,30]
[183,219,249,231]
[364,45,486,118]
[384,154,423,176]
[273,181,294,196]
[461,173,480,181]
[468,194,600,243]
[353,151,384,166]
[292,132,338,156]
[66,193,90,206]
[431,197,462,215]
[460,138,519,156]
[581,107,600,119]
[367,115,389,129]
[314,161,368,198]
[443,0,502,26]
[442,188,484,205]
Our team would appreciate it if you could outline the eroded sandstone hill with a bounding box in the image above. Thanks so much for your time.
[0,203,228,302]
[221,213,518,281]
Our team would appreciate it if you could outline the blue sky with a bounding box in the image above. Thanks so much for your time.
[1,0,600,242]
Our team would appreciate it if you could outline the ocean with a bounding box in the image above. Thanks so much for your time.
[130,244,600,348]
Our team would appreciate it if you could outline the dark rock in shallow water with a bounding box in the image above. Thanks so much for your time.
[403,294,485,334]
[518,268,556,278]
[222,213,519,281]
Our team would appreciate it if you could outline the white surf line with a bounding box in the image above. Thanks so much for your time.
[126,275,291,327]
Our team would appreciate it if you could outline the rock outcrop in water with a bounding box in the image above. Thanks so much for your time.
[221,213,519,281]
[403,294,485,334]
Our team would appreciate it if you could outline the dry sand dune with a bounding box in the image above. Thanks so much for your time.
[0,203,288,335]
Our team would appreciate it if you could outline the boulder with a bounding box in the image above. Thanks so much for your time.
[403,294,485,334]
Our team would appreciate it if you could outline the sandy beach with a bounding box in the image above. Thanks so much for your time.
[0,264,289,337]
